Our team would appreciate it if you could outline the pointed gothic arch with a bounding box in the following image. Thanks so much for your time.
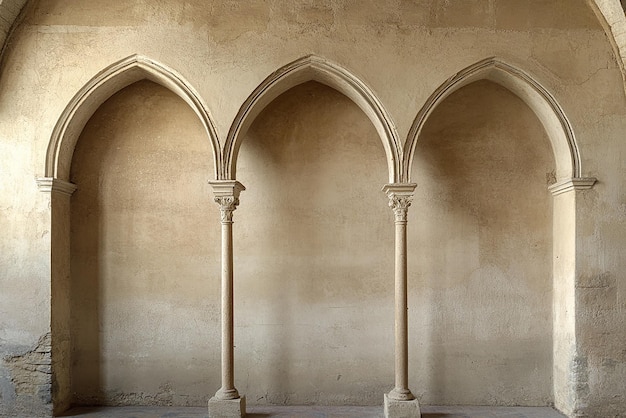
[404,57,586,186]
[40,56,222,412]
[44,54,221,181]
[403,57,598,417]
[222,55,401,183]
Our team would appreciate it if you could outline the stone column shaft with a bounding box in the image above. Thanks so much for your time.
[382,183,418,404]
[219,209,237,399]
[394,215,410,395]
[209,180,245,405]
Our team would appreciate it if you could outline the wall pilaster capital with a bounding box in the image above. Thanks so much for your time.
[209,180,246,223]
[548,177,597,196]
[382,183,417,223]
[36,177,77,196]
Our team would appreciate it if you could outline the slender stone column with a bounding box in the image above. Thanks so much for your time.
[208,180,246,418]
[216,194,239,400]
[382,183,420,418]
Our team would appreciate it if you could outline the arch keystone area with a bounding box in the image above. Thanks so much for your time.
[404,57,593,186]
[222,55,402,183]
[41,54,221,184]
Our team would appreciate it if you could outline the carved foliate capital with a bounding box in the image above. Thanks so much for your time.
[209,180,245,224]
[388,194,413,223]
[382,183,417,224]
[215,196,239,223]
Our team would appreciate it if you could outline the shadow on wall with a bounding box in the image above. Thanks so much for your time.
[69,111,103,404]
[235,80,395,405]
[68,80,220,406]
[410,80,554,406]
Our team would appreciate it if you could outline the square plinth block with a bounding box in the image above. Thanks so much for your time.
[209,395,246,418]
[384,393,421,418]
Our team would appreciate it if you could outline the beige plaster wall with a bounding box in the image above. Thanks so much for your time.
[574,149,626,417]
[235,82,394,405]
[69,81,219,405]
[0,189,52,417]
[0,0,625,416]
[410,80,554,405]
[66,79,554,407]
[2,0,611,149]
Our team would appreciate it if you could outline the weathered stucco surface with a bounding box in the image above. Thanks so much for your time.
[410,80,554,405]
[0,1,625,417]
[236,81,394,405]
[69,81,219,406]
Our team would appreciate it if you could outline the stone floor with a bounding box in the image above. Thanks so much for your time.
[60,405,567,418]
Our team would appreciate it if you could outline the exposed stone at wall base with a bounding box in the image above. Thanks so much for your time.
[0,333,52,418]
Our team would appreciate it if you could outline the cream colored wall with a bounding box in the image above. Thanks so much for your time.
[2,0,609,149]
[69,81,219,405]
[574,135,626,417]
[68,79,553,407]
[410,80,554,405]
[0,1,625,417]
[235,82,394,405]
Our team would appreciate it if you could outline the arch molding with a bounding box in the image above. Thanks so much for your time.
[403,57,584,184]
[222,55,401,183]
[44,54,221,181]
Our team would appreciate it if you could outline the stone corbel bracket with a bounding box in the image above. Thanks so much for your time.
[36,177,77,196]
[548,177,597,196]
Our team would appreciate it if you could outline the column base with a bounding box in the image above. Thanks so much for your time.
[209,395,246,417]
[384,393,421,418]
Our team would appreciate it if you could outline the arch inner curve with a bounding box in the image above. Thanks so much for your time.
[45,54,221,181]
[222,55,401,183]
[404,57,582,184]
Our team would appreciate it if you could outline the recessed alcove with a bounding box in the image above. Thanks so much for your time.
[65,76,558,408]
[69,80,221,406]
[1,0,621,414]
[409,80,554,405]
[235,81,394,405]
